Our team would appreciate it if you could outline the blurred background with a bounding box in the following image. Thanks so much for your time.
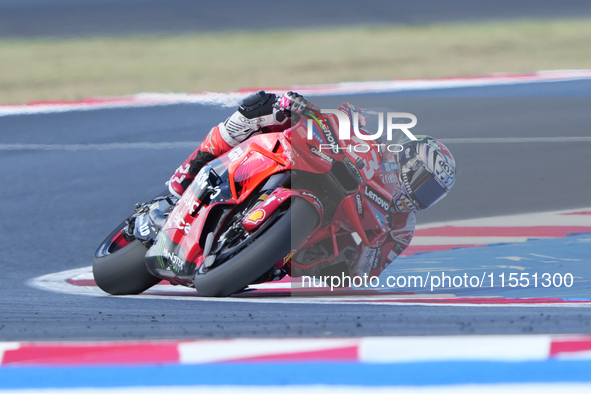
[1,0,591,104]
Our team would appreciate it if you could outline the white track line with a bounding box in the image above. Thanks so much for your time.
[2,137,591,152]
[440,137,591,143]
[1,69,591,117]
[415,206,591,230]
[0,142,199,151]
[4,384,591,394]
[178,338,361,364]
[0,93,246,117]
[410,236,534,245]
[359,335,551,362]
[28,206,591,306]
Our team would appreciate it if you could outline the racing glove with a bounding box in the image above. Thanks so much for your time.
[275,91,308,117]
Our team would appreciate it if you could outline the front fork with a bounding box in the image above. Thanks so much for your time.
[122,195,177,245]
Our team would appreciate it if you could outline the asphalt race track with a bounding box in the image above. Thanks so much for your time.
[1,0,591,38]
[1,80,590,341]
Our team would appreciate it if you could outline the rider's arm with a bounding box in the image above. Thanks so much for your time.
[218,90,289,147]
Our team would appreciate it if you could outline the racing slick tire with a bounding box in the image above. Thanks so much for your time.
[193,197,319,297]
[93,234,161,296]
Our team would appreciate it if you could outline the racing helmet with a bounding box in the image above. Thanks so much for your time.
[393,136,456,212]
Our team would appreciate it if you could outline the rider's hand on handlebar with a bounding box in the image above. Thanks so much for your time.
[274,91,308,117]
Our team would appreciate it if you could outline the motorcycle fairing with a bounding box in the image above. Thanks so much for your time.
[145,132,302,285]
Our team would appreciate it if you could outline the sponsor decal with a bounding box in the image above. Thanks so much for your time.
[379,171,397,184]
[343,157,363,184]
[170,163,191,185]
[245,209,266,225]
[238,116,264,124]
[210,186,222,199]
[371,248,381,270]
[394,243,405,254]
[434,154,455,189]
[163,248,184,271]
[368,204,387,228]
[362,248,378,274]
[405,147,412,159]
[308,144,334,164]
[260,135,276,149]
[301,192,323,214]
[173,211,192,235]
[334,219,354,233]
[308,126,324,144]
[320,117,340,154]
[196,171,209,189]
[394,193,417,213]
[381,162,399,172]
[368,180,393,200]
[261,195,276,207]
[391,230,414,246]
[181,193,200,215]
[364,185,390,212]
[279,137,293,164]
[355,157,365,169]
[387,250,398,262]
[355,193,363,215]
[138,222,151,237]
[338,103,368,128]
[283,250,296,265]
[201,137,216,155]
[228,146,244,162]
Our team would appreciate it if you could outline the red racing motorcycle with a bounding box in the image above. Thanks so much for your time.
[93,109,403,296]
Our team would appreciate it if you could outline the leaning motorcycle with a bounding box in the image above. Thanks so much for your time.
[93,109,404,296]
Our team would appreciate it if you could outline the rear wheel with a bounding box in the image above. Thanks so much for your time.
[193,197,319,297]
[93,222,161,295]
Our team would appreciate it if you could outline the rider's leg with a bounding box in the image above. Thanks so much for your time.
[168,125,233,198]
[168,91,283,198]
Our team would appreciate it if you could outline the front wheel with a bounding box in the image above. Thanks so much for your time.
[193,197,319,297]
[93,223,161,295]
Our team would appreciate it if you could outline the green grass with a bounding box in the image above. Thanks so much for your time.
[1,18,590,104]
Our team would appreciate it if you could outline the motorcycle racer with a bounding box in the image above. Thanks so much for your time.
[167,91,456,281]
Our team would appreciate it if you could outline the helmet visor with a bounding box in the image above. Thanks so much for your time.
[403,161,447,209]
